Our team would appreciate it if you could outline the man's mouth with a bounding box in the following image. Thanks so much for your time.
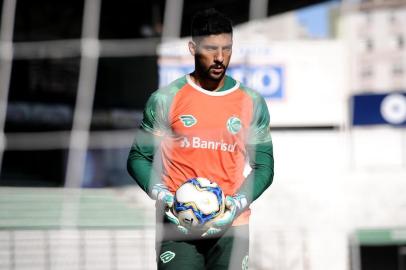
[211,65,224,73]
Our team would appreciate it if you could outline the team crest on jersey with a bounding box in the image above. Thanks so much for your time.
[179,115,197,127]
[227,116,242,135]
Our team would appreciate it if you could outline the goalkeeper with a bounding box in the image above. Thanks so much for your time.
[127,8,274,270]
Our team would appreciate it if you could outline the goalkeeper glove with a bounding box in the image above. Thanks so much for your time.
[202,193,248,237]
[151,184,188,234]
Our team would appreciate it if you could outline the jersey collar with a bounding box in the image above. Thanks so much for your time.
[186,74,240,96]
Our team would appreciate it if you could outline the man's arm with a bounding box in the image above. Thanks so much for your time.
[127,90,170,195]
[238,140,274,204]
[127,131,189,233]
[237,90,274,204]
[127,128,157,195]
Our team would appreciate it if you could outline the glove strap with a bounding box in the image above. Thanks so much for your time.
[233,193,248,213]
[151,183,170,200]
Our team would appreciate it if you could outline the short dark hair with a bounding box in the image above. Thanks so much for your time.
[191,8,233,41]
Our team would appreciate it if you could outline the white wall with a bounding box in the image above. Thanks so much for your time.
[249,128,406,270]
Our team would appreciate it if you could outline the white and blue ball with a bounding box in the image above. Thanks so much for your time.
[173,177,225,231]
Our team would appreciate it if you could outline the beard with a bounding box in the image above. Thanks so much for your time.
[195,57,227,82]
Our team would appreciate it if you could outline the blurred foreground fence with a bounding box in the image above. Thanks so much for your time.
[0,187,156,270]
[0,187,313,270]
[0,229,155,270]
[0,187,316,270]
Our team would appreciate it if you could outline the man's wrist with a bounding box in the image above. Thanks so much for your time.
[151,183,172,201]
[232,193,248,214]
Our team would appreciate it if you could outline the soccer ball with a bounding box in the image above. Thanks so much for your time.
[173,177,225,231]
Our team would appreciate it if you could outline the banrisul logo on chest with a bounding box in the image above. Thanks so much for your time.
[179,115,197,127]
[227,116,242,134]
[180,137,237,152]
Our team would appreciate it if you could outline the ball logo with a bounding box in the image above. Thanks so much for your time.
[227,116,242,135]
[179,115,197,127]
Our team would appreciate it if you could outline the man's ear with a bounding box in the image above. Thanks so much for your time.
[188,41,196,56]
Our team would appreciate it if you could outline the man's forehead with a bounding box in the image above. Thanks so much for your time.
[194,33,233,45]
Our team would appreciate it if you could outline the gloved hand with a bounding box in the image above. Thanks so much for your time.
[151,184,188,234]
[202,193,248,237]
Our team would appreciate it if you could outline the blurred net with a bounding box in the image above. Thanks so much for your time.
[0,0,367,269]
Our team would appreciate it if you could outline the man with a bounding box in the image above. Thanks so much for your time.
[127,8,274,270]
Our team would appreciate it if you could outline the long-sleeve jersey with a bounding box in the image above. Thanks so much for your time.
[127,75,274,225]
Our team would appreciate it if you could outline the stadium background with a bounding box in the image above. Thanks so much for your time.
[1,0,406,269]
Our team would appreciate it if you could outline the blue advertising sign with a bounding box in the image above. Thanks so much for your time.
[352,92,406,126]
[159,65,284,100]
[227,65,284,99]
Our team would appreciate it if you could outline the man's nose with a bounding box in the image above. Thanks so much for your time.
[214,49,224,63]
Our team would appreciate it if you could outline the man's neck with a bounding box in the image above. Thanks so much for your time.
[190,72,225,91]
